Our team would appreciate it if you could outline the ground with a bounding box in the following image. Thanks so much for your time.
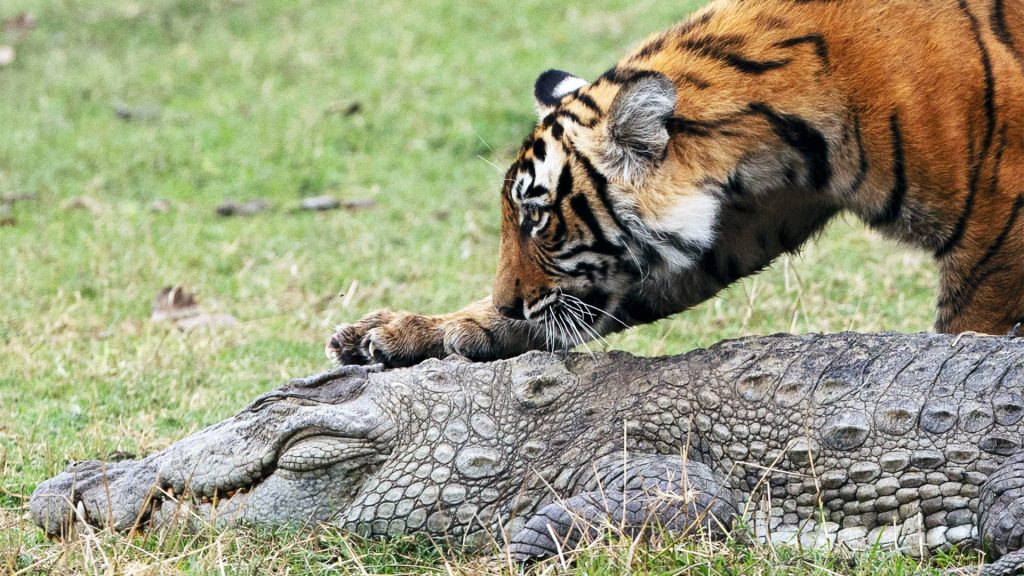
[0,0,960,573]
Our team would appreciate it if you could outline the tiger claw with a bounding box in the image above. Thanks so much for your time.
[367,341,377,359]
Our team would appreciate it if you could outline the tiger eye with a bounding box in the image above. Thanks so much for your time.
[526,205,541,223]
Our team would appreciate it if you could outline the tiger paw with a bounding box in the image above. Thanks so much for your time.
[326,310,447,368]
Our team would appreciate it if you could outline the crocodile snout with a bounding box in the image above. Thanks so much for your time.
[29,370,396,536]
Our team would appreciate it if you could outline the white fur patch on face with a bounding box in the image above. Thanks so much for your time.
[514,137,565,208]
[512,172,532,203]
[535,142,563,194]
[649,191,721,268]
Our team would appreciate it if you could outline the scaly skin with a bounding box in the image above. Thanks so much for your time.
[29,333,1024,573]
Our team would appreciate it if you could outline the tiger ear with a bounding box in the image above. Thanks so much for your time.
[534,69,589,117]
[600,72,677,184]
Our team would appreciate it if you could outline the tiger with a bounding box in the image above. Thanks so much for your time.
[328,0,1024,368]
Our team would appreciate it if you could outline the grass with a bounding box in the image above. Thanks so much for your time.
[0,0,954,573]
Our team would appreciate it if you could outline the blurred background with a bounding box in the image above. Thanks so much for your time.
[0,0,938,571]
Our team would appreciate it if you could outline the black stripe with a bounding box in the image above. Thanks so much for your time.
[571,150,633,236]
[992,0,1024,66]
[573,93,602,115]
[534,250,567,276]
[516,161,535,184]
[554,164,573,200]
[568,194,623,257]
[674,72,711,90]
[550,121,564,140]
[755,14,790,30]
[555,110,591,127]
[965,0,997,164]
[747,102,831,191]
[847,114,869,197]
[939,194,1024,314]
[545,165,572,245]
[633,35,667,61]
[676,11,714,37]
[666,116,733,137]
[935,2,998,257]
[599,67,664,85]
[523,184,549,200]
[549,199,568,247]
[775,34,830,71]
[969,194,1024,284]
[868,113,907,227]
[680,38,791,75]
[564,260,609,281]
[532,139,546,162]
[938,125,1007,257]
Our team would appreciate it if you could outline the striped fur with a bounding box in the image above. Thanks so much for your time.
[329,0,1024,367]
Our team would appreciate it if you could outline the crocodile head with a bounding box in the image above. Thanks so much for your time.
[30,352,613,545]
[31,364,399,536]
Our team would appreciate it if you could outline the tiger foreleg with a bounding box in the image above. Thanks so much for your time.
[326,297,546,367]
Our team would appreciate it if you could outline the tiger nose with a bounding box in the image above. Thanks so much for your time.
[496,297,526,320]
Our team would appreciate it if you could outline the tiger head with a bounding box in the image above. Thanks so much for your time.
[490,57,840,344]
[492,68,699,338]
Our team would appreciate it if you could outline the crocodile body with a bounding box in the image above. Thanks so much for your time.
[29,333,1024,573]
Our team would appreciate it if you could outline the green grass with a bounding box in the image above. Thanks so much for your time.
[0,0,951,573]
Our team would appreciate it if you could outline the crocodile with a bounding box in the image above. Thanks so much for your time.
[29,332,1024,574]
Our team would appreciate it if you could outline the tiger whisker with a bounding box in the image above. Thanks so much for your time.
[477,155,505,175]
[560,296,597,324]
[566,309,605,354]
[550,308,577,356]
[558,299,606,346]
[562,307,595,359]
[572,312,611,350]
[543,314,554,353]
[543,308,559,353]
[563,295,631,331]
[472,128,494,153]
[548,297,596,358]
[550,291,614,351]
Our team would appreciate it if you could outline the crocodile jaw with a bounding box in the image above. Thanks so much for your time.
[31,390,395,536]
